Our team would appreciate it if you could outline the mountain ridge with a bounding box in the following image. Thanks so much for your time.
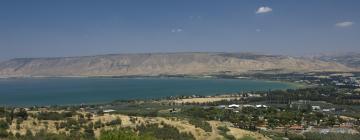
[316,53,360,68]
[0,52,357,77]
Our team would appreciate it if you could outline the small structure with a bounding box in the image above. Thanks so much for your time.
[256,104,268,108]
[217,105,226,109]
[322,108,335,112]
[312,106,321,111]
[169,108,178,113]
[103,109,116,113]
[242,104,255,108]
[289,125,304,131]
[228,104,240,108]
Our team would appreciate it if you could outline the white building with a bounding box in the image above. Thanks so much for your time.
[103,109,116,113]
[312,106,321,111]
[256,105,268,108]
[228,104,240,108]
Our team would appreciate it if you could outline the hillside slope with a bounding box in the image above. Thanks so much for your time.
[0,52,354,77]
[317,53,360,68]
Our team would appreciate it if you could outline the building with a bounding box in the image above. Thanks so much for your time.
[256,104,268,108]
[103,109,116,113]
[312,106,321,111]
[228,104,240,108]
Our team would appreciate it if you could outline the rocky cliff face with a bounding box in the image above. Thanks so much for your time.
[0,52,355,77]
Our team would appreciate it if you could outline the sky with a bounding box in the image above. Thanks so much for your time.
[0,0,359,61]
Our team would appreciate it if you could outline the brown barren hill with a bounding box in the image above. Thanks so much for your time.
[0,52,355,77]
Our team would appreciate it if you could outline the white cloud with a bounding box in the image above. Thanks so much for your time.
[256,29,261,32]
[256,6,272,14]
[171,28,183,33]
[335,21,354,27]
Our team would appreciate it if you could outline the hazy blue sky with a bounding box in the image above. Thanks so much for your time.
[0,0,359,60]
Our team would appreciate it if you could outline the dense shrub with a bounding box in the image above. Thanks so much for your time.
[99,128,155,140]
[94,120,104,129]
[0,120,9,129]
[136,124,195,140]
[0,129,9,138]
[36,111,74,120]
[14,109,28,120]
[217,126,235,140]
[0,107,5,117]
[188,118,212,132]
[239,136,257,140]
[105,118,122,126]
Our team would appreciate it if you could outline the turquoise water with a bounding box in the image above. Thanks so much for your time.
[0,78,293,106]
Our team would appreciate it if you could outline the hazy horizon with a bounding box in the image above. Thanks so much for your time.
[1,0,359,61]
[1,51,359,62]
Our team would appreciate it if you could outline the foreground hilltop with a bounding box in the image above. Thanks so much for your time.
[0,52,355,77]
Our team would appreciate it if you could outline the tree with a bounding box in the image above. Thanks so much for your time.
[106,117,122,126]
[94,120,102,129]
[15,132,21,138]
[86,113,93,120]
[15,108,28,120]
[0,120,9,129]
[0,129,8,138]
[25,129,33,137]
[84,127,95,138]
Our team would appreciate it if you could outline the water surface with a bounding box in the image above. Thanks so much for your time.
[0,78,294,106]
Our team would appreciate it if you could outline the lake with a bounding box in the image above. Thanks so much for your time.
[0,78,295,106]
